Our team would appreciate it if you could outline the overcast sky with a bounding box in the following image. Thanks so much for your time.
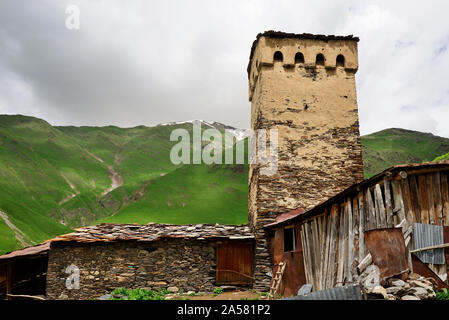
[0,1,448,137]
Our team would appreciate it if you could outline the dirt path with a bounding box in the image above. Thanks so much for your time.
[178,291,262,300]
[101,164,123,196]
[0,210,29,247]
[85,150,123,196]
[59,173,80,205]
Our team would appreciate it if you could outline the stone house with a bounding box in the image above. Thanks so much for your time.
[1,223,254,299]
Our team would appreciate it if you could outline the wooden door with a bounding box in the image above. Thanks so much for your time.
[216,242,253,285]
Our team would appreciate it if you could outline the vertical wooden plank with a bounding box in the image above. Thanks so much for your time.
[366,188,376,230]
[401,175,414,225]
[409,175,421,224]
[336,204,346,287]
[427,174,435,225]
[441,172,449,226]
[327,205,338,289]
[358,192,365,262]
[329,204,339,288]
[418,175,429,224]
[300,226,310,285]
[305,222,314,288]
[352,196,360,266]
[392,180,405,224]
[319,213,328,290]
[311,218,321,290]
[374,184,386,228]
[323,208,331,289]
[434,172,443,226]
[347,198,354,283]
[384,177,394,228]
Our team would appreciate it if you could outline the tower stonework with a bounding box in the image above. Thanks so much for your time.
[247,32,365,291]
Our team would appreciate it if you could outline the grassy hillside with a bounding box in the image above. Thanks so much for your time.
[0,115,248,254]
[434,152,449,161]
[2,115,449,255]
[361,128,449,178]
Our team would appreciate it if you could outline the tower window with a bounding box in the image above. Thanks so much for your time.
[316,53,325,66]
[283,227,295,252]
[336,54,345,67]
[295,52,305,64]
[273,51,283,62]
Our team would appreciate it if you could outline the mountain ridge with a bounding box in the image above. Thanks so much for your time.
[1,114,449,254]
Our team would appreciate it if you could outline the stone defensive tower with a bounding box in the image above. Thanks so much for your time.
[247,31,365,290]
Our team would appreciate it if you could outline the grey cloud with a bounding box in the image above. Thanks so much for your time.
[0,0,448,137]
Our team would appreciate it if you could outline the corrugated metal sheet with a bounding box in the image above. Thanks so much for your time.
[282,284,363,300]
[413,223,445,264]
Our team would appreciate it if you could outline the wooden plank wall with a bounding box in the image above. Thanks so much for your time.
[300,170,449,291]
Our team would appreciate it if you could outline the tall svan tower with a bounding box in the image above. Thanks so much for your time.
[247,32,365,290]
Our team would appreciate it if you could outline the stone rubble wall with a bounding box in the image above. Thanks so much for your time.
[46,239,224,300]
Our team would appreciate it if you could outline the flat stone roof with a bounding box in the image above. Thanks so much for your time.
[50,223,254,244]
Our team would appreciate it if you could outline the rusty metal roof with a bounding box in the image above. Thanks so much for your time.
[263,208,304,228]
[0,242,50,261]
[248,30,359,76]
[49,223,254,244]
[264,160,449,229]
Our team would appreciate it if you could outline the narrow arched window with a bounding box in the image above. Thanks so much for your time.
[316,53,325,66]
[295,52,304,64]
[336,54,345,67]
[273,51,283,62]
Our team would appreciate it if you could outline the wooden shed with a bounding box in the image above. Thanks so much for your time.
[0,242,49,299]
[264,161,449,295]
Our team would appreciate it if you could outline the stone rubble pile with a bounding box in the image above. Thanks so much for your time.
[365,273,437,300]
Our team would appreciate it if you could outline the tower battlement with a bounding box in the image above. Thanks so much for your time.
[248,31,359,101]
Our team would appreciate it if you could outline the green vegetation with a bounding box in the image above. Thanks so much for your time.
[109,287,170,300]
[434,152,449,162]
[0,115,248,254]
[2,114,449,255]
[362,128,449,178]
[212,287,224,296]
[436,288,449,300]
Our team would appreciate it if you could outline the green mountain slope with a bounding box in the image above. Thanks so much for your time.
[362,128,449,178]
[2,115,449,255]
[0,115,248,254]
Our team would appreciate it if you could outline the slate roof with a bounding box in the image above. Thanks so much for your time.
[0,242,50,261]
[264,160,449,229]
[50,223,254,243]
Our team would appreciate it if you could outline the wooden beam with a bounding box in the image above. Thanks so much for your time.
[384,177,393,228]
[434,172,443,226]
[374,184,386,228]
[418,175,429,224]
[441,173,449,226]
[427,174,435,225]
[410,243,449,253]
[392,180,405,224]
[409,176,421,223]
[358,192,365,263]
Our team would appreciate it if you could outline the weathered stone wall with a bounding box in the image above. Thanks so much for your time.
[248,35,364,291]
[46,239,221,300]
